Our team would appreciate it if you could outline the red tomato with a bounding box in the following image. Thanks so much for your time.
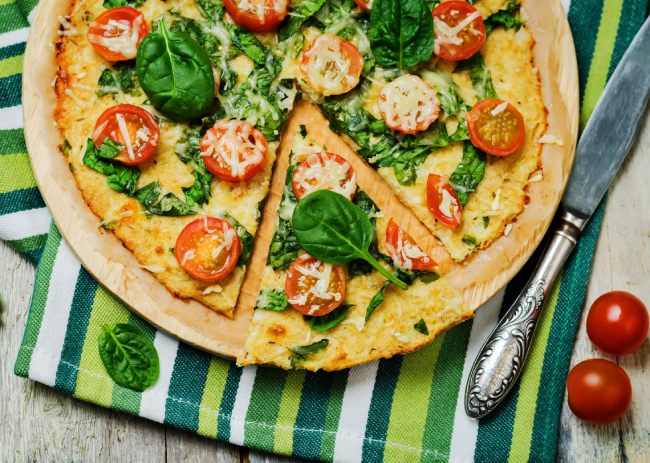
[291,151,357,201]
[567,359,632,425]
[301,34,364,96]
[285,254,346,317]
[427,174,462,228]
[223,0,288,33]
[87,7,149,61]
[175,217,241,283]
[352,0,371,10]
[432,1,485,61]
[377,75,441,134]
[201,120,268,183]
[467,99,526,156]
[385,218,436,271]
[587,291,649,356]
[92,104,159,166]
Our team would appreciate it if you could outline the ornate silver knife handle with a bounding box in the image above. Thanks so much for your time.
[464,209,587,419]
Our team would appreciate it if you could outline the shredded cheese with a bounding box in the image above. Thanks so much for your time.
[377,75,440,132]
[87,16,142,59]
[203,284,223,295]
[139,265,166,273]
[72,83,94,91]
[292,151,357,199]
[491,189,501,211]
[64,89,86,108]
[439,187,458,218]
[433,10,482,57]
[504,224,513,237]
[537,134,564,147]
[116,114,135,160]
[491,101,509,116]
[301,34,357,96]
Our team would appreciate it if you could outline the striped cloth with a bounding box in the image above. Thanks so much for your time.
[3,0,647,461]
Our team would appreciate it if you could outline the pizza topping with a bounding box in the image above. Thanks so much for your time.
[175,217,241,283]
[285,254,346,317]
[352,0,372,11]
[301,34,364,96]
[377,75,441,134]
[223,0,288,32]
[92,104,159,166]
[427,174,462,228]
[432,1,485,61]
[292,151,357,200]
[467,98,526,156]
[87,7,148,61]
[201,120,268,183]
[385,218,436,270]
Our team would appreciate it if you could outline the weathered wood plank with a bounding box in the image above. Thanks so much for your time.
[165,427,241,463]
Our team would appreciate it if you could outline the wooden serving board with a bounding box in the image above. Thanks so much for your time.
[23,0,579,359]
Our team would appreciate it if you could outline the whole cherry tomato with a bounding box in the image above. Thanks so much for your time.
[587,291,648,356]
[567,359,632,425]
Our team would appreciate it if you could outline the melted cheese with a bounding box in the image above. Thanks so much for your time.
[116,113,135,160]
[491,101,508,115]
[439,187,458,218]
[211,222,237,261]
[202,120,266,180]
[290,260,341,309]
[235,0,287,22]
[433,10,483,57]
[302,34,357,96]
[377,75,439,132]
[88,16,142,59]
[292,152,357,199]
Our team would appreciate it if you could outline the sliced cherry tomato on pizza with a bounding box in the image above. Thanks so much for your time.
[567,359,632,425]
[92,104,159,166]
[291,151,357,201]
[427,174,462,229]
[587,291,649,356]
[378,75,441,134]
[200,120,268,183]
[285,254,346,317]
[432,1,485,61]
[87,7,148,61]
[301,34,364,96]
[223,0,288,33]
[385,218,436,271]
[352,0,371,10]
[467,99,525,156]
[175,217,241,283]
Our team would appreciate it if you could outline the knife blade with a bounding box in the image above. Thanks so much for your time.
[465,15,650,419]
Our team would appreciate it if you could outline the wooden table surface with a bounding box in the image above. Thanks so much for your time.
[2,108,649,462]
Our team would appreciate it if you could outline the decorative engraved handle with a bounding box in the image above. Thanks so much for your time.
[464,210,586,419]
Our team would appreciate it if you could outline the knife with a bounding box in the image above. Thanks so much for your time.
[464,15,650,419]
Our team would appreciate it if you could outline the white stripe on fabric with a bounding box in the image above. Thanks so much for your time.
[28,239,81,386]
[0,27,29,48]
[0,207,51,241]
[0,106,24,130]
[560,0,571,14]
[139,332,179,422]
[448,290,505,463]
[27,8,37,24]
[333,361,379,463]
[230,365,257,446]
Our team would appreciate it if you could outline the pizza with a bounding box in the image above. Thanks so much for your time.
[53,0,548,367]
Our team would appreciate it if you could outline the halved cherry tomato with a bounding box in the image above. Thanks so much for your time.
[291,151,357,201]
[175,217,241,283]
[587,291,649,356]
[285,254,346,317]
[467,99,525,156]
[427,174,462,228]
[378,75,441,134]
[87,7,148,61]
[92,104,159,166]
[385,219,436,270]
[200,120,267,183]
[352,0,371,10]
[223,0,288,33]
[301,34,364,96]
[567,359,632,425]
[432,1,485,61]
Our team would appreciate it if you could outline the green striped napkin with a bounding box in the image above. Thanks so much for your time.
[3,0,646,460]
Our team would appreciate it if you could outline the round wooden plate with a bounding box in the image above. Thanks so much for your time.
[23,0,579,359]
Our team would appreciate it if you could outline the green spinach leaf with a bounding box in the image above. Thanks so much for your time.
[195,0,225,23]
[222,213,254,266]
[98,323,160,392]
[462,235,478,246]
[365,280,390,322]
[378,252,439,285]
[135,181,196,216]
[310,304,353,332]
[96,62,142,98]
[348,190,381,276]
[97,137,125,159]
[83,138,140,196]
[414,318,429,335]
[289,339,329,355]
[279,0,326,42]
[455,53,499,101]
[255,288,290,311]
[483,216,489,228]
[449,141,487,205]
[103,0,145,9]
[60,139,72,155]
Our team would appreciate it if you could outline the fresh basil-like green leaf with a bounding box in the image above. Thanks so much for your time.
[365,280,391,322]
[462,235,478,246]
[419,272,440,283]
[292,190,407,290]
[60,139,72,155]
[310,304,353,332]
[82,138,140,196]
[483,216,489,228]
[299,124,308,139]
[195,0,224,23]
[455,53,499,101]
[268,163,301,269]
[348,190,381,276]
[229,25,275,66]
[97,323,160,392]
[256,288,290,311]
[414,318,429,335]
[288,339,329,355]
[102,0,145,9]
[97,137,125,159]
[278,0,326,42]
[449,141,487,206]
[136,18,215,122]
[135,181,195,216]
[369,0,434,68]
[222,213,254,266]
[96,62,142,97]
[378,252,438,286]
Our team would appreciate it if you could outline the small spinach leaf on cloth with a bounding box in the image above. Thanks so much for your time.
[455,53,499,101]
[365,280,391,322]
[289,339,329,355]
[82,138,140,196]
[136,18,215,122]
[369,0,434,68]
[449,141,487,206]
[256,288,290,311]
[414,318,429,335]
[310,304,354,332]
[292,190,408,290]
[98,324,160,392]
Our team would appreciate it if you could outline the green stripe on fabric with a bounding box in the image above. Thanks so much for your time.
[0,187,46,216]
[0,152,36,193]
[14,223,60,377]
[0,73,21,108]
[6,233,46,254]
[216,363,242,442]
[75,286,131,407]
[0,0,16,6]
[0,54,22,79]
[474,385,520,462]
[197,357,231,438]
[421,320,474,463]
[273,369,306,456]
[567,0,604,104]
[384,335,445,463]
[164,344,212,432]
[0,128,26,155]
[127,312,157,342]
[579,0,624,129]
[244,368,288,452]
[608,0,648,81]
[0,3,28,33]
[319,370,348,462]
[16,0,38,17]
[0,43,26,62]
[507,275,562,463]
